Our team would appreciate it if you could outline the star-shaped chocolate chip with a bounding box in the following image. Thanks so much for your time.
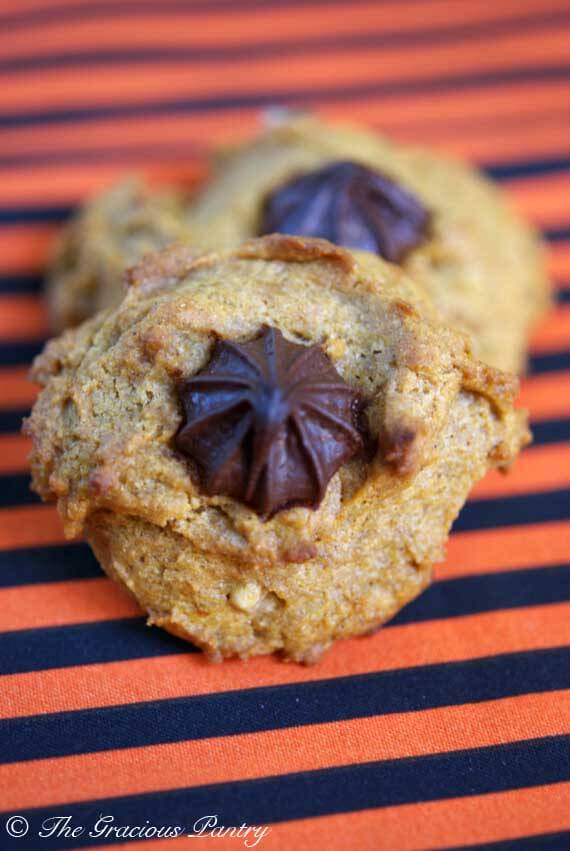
[260,160,430,263]
[175,326,366,517]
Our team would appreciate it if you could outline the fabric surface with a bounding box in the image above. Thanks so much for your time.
[0,1,569,849]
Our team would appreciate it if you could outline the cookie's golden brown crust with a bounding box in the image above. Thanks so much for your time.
[46,177,189,333]
[189,116,550,373]
[27,236,529,662]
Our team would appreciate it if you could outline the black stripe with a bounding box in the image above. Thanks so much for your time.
[0,647,567,763]
[0,275,42,295]
[557,287,570,305]
[545,227,570,243]
[0,66,568,130]
[0,473,36,508]
[3,737,569,849]
[0,408,27,434]
[1,564,567,674]
[454,488,570,533]
[393,564,570,625]
[0,617,192,675]
[447,831,570,851]
[529,350,570,376]
[2,7,569,72]
[0,340,43,367]
[0,543,102,587]
[0,206,70,225]
[530,417,570,446]
[485,156,570,180]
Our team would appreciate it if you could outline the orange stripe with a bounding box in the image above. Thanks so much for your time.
[95,784,570,851]
[436,122,570,173]
[2,690,567,811]
[2,30,568,114]
[0,504,66,550]
[519,372,570,420]
[266,784,570,851]
[508,173,570,229]
[549,244,570,281]
[0,225,56,275]
[445,521,570,578]
[5,0,567,58]
[530,306,570,353]
[0,296,48,339]
[0,434,29,473]
[0,162,207,207]
[0,577,141,631]
[471,443,570,499]
[2,602,568,719]
[0,80,567,161]
[0,367,38,407]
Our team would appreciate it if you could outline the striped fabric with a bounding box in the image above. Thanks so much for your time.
[0,1,569,849]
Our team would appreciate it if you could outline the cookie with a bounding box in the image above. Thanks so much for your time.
[46,177,189,333]
[26,235,529,662]
[189,116,549,373]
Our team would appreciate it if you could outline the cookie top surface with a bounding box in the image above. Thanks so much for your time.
[28,235,526,565]
[189,116,548,372]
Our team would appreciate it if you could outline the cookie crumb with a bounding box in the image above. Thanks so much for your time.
[230,580,262,613]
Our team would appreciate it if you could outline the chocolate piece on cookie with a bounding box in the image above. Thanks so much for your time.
[189,116,549,373]
[26,236,529,662]
[260,160,431,262]
[175,325,366,517]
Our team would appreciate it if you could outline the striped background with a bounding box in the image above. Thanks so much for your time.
[0,1,569,849]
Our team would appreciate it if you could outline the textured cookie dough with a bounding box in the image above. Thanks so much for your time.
[189,115,549,373]
[26,235,529,662]
[46,177,190,333]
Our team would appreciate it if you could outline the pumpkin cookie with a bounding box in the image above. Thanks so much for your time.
[189,115,549,372]
[46,177,189,332]
[26,236,529,662]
